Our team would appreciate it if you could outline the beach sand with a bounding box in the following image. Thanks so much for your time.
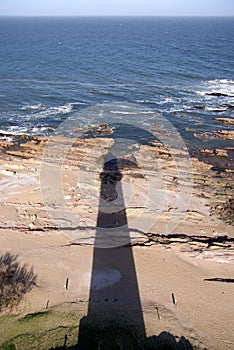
[0,135,233,349]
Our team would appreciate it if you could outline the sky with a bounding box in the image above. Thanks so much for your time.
[0,0,234,17]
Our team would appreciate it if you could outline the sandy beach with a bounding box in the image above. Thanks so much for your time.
[0,133,233,350]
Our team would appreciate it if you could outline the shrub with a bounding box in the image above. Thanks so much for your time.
[0,252,37,311]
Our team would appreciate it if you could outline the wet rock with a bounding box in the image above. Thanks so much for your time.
[214,149,228,157]
[0,131,233,231]
[211,198,234,225]
[194,132,214,139]
[215,130,234,140]
[4,135,48,159]
[194,130,234,140]
[221,104,234,110]
[206,92,233,97]
[199,149,214,157]
[213,117,234,126]
[85,124,113,136]
[0,140,15,149]
[6,151,33,159]
[193,105,206,110]
[20,140,38,150]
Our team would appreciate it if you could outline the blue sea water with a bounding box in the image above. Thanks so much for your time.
[0,16,233,149]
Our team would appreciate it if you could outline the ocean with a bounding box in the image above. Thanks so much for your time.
[0,16,233,153]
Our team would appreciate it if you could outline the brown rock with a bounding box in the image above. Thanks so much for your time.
[213,118,234,126]
[194,132,214,139]
[199,149,214,156]
[20,140,37,150]
[215,130,234,140]
[195,130,234,140]
[85,124,113,135]
[0,140,15,149]
[214,149,228,157]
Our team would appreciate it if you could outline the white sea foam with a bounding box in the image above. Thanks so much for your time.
[136,99,158,104]
[136,97,181,105]
[9,126,28,133]
[162,97,181,104]
[20,103,73,115]
[2,101,88,135]
[0,125,54,136]
[110,110,154,115]
[207,79,234,85]
[206,107,227,112]
[196,79,234,97]
[21,103,44,111]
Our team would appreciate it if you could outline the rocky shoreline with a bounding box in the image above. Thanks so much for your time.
[0,128,233,350]
[0,129,233,236]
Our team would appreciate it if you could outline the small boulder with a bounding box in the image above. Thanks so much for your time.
[206,92,232,97]
[193,105,206,110]
[0,140,15,149]
[214,149,228,157]
[199,149,214,156]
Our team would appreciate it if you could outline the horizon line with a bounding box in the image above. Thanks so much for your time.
[0,14,234,18]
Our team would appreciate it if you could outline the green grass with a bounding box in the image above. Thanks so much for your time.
[0,306,205,350]
[0,345,16,350]
[0,306,80,350]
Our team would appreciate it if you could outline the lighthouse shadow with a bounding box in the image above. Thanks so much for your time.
[49,158,195,350]
[75,158,194,350]
[77,157,146,349]
[49,331,194,350]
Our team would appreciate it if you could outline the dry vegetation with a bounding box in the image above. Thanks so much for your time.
[0,252,37,312]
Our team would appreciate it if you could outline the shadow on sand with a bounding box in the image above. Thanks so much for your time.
[48,157,196,350]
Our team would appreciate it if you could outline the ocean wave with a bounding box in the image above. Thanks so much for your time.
[160,97,181,104]
[206,107,228,112]
[196,79,234,98]
[21,103,44,111]
[0,125,55,136]
[206,79,234,85]
[136,97,181,105]
[110,110,154,115]
[20,103,74,114]
[196,91,207,96]
[50,104,74,114]
[136,99,158,105]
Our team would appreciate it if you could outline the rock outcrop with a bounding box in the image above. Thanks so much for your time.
[213,117,234,126]
[0,131,233,243]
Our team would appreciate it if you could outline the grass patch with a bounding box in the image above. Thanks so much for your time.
[0,306,80,350]
[22,311,50,320]
[0,345,16,350]
[0,306,205,350]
